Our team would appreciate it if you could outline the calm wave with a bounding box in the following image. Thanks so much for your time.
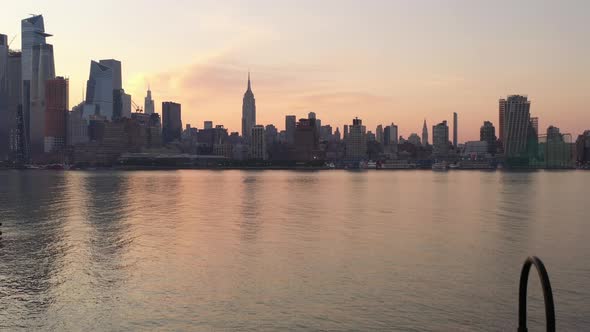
[1,170,589,331]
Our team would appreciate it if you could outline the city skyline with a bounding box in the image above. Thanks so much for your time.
[1,1,589,141]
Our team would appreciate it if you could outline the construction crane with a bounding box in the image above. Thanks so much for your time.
[8,35,16,48]
[131,100,143,113]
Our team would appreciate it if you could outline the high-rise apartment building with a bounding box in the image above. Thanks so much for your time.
[499,98,506,144]
[265,124,278,145]
[432,120,449,156]
[6,51,22,158]
[0,34,8,158]
[162,102,182,144]
[250,125,266,160]
[376,125,383,143]
[285,115,296,144]
[389,123,398,145]
[44,77,68,153]
[480,121,496,154]
[241,72,256,140]
[345,118,366,160]
[576,131,590,165]
[294,117,319,161]
[530,117,539,136]
[503,95,531,157]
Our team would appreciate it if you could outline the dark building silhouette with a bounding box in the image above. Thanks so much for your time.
[162,101,182,144]
[0,34,9,159]
[503,95,531,158]
[453,112,458,148]
[499,98,506,145]
[480,121,496,154]
[576,131,590,165]
[432,120,449,157]
[241,72,256,140]
[345,118,366,160]
[265,124,278,146]
[131,112,162,148]
[422,119,429,146]
[44,77,68,153]
[293,118,320,161]
[197,125,229,155]
[285,115,296,144]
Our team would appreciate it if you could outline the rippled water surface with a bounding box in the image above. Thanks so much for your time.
[1,170,589,331]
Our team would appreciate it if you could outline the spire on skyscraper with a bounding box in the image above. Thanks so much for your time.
[247,70,251,91]
[242,70,256,139]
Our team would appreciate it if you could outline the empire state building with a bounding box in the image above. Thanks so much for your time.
[241,72,256,140]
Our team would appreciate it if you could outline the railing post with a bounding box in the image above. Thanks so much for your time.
[518,256,556,332]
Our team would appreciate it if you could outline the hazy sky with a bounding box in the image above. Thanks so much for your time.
[2,0,589,140]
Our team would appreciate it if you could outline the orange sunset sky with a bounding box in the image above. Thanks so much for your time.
[1,0,589,141]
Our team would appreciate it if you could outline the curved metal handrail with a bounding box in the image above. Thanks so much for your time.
[518,256,556,332]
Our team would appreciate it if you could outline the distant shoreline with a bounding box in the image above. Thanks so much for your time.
[1,166,586,172]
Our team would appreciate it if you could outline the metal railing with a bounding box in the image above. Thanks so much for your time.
[518,256,556,332]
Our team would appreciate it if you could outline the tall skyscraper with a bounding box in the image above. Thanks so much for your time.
[29,43,55,157]
[44,77,68,153]
[422,119,429,146]
[241,72,256,140]
[285,115,296,144]
[6,51,22,158]
[21,15,54,159]
[86,60,114,119]
[503,95,531,157]
[98,59,121,90]
[432,120,449,156]
[480,121,496,154]
[453,112,458,148]
[499,98,507,144]
[204,121,213,130]
[345,118,367,160]
[162,102,182,144]
[144,87,155,114]
[376,125,383,143]
[250,125,266,160]
[343,125,349,140]
[21,15,49,82]
[294,117,320,161]
[0,34,8,158]
[389,123,399,145]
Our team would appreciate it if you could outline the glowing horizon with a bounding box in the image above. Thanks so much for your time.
[1,0,589,141]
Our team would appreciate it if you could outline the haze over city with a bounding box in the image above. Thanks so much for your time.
[1,0,588,140]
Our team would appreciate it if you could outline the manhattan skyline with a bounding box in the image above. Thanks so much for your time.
[1,0,589,140]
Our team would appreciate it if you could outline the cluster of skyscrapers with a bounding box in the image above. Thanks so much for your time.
[1,15,589,169]
[0,15,164,165]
